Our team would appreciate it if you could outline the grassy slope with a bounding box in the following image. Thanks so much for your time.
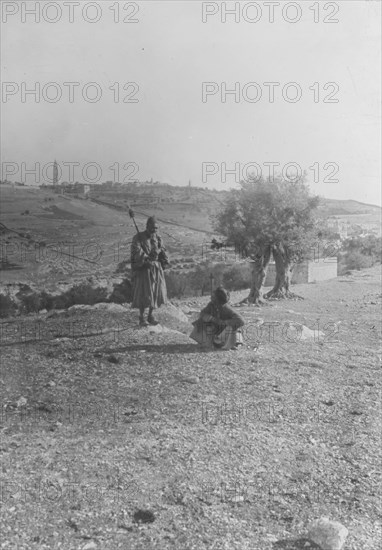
[0,266,381,550]
[0,186,211,288]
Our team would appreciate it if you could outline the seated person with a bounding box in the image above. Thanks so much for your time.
[190,287,245,350]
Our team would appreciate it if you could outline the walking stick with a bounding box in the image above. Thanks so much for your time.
[127,203,150,275]
[127,204,144,246]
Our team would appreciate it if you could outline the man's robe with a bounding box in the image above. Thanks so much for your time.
[130,231,168,309]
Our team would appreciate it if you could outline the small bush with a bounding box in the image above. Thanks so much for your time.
[40,291,54,310]
[51,294,71,310]
[165,271,189,298]
[187,264,211,296]
[0,293,17,318]
[16,289,55,314]
[115,260,130,274]
[344,251,373,271]
[213,263,229,286]
[19,293,42,314]
[46,283,109,310]
[64,283,108,306]
[222,263,252,291]
[109,278,133,303]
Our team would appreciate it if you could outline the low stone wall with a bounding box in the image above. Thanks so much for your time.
[264,258,337,286]
[307,257,338,282]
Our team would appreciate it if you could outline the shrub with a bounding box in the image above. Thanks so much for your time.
[342,236,382,269]
[0,293,17,318]
[165,271,189,298]
[16,290,56,313]
[115,260,130,274]
[19,293,42,314]
[51,294,71,310]
[46,283,109,310]
[40,291,54,310]
[188,264,211,296]
[109,278,133,303]
[344,251,373,271]
[64,282,108,306]
[222,263,252,291]
[186,262,226,296]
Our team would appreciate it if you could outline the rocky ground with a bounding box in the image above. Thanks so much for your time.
[0,267,381,549]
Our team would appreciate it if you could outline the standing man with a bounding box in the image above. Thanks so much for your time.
[130,216,169,326]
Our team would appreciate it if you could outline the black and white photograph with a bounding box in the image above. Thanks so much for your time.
[0,1,381,548]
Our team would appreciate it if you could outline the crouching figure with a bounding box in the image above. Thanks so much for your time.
[190,287,245,350]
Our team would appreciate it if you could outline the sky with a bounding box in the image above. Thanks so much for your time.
[1,0,381,205]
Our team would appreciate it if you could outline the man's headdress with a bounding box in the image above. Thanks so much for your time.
[146,216,157,229]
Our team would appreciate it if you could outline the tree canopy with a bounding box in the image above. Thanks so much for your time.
[214,175,320,260]
[213,175,320,302]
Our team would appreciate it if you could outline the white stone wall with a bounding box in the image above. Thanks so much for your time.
[264,258,337,286]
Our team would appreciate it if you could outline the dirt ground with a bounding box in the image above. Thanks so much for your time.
[0,266,381,549]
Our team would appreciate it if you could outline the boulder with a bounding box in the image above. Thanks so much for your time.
[154,303,192,334]
[307,517,348,550]
[92,303,127,312]
[147,324,183,335]
[68,303,127,314]
[283,322,324,340]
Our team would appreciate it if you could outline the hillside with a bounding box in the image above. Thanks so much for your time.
[316,198,381,234]
[0,185,216,290]
[1,184,380,291]
[317,198,381,215]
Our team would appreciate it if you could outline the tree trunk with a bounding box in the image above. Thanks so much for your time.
[243,246,271,305]
[265,246,302,299]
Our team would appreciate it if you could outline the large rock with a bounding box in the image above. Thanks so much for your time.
[283,322,324,341]
[46,302,128,318]
[307,517,348,550]
[147,324,183,335]
[154,303,192,334]
[89,302,128,312]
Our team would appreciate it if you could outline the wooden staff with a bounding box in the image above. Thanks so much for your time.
[127,204,145,250]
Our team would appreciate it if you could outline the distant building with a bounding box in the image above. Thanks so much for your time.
[63,182,90,195]
[327,218,348,240]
